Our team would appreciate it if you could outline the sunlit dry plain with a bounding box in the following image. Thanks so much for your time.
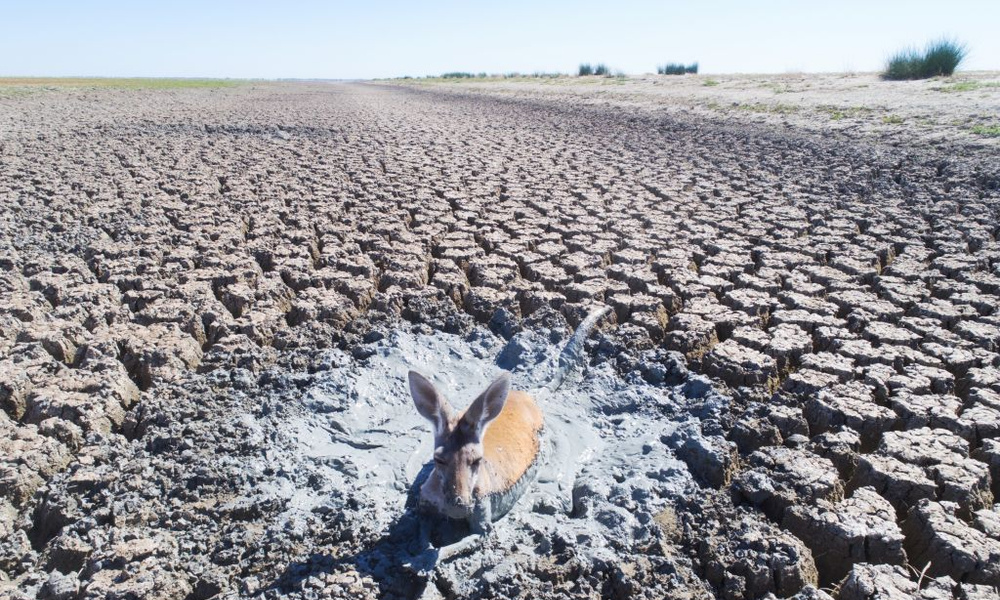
[1,73,999,599]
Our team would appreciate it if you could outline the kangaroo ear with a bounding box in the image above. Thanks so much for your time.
[461,372,511,439]
[409,371,453,438]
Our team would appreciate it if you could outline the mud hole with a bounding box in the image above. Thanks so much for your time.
[266,327,711,599]
[2,79,1000,599]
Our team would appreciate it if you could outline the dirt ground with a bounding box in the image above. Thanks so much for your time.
[1,73,999,599]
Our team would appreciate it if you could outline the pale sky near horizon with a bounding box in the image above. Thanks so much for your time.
[3,1,998,79]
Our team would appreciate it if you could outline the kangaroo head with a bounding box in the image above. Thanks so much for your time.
[408,370,510,518]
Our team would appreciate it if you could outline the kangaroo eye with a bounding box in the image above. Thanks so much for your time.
[434,456,446,466]
[471,458,482,468]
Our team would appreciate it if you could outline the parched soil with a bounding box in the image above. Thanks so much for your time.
[1,76,1000,600]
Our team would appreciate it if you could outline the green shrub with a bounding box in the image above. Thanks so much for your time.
[579,63,611,76]
[922,39,967,76]
[657,62,698,75]
[883,39,967,80]
[441,72,475,79]
[884,49,923,80]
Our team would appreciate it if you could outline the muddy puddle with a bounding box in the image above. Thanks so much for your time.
[261,325,727,597]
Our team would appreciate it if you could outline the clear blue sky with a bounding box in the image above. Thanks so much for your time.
[3,1,997,78]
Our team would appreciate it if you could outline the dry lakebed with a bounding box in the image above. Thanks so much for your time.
[1,72,1000,599]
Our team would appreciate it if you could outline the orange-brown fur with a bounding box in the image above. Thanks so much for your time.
[478,391,543,494]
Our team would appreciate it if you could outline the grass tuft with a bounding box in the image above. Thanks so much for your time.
[657,62,698,75]
[883,39,967,80]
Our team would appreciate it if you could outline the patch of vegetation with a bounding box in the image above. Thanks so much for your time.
[818,105,874,121]
[405,72,569,83]
[598,72,628,83]
[882,38,967,80]
[970,124,1000,137]
[579,63,613,76]
[499,72,566,80]
[0,86,37,98]
[657,62,698,75]
[736,102,799,115]
[882,114,905,124]
[922,39,968,78]
[938,80,980,92]
[884,49,924,80]
[935,80,1000,93]
[0,77,240,89]
[702,79,719,87]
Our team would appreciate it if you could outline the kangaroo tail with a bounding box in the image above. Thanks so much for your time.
[544,306,612,393]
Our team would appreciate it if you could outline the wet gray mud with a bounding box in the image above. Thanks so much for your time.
[268,326,713,599]
[3,79,1000,599]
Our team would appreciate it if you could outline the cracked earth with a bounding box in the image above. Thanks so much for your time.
[2,74,1000,599]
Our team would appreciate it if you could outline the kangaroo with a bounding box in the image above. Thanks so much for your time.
[407,306,611,560]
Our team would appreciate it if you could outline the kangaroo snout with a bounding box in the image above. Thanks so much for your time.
[447,491,472,509]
